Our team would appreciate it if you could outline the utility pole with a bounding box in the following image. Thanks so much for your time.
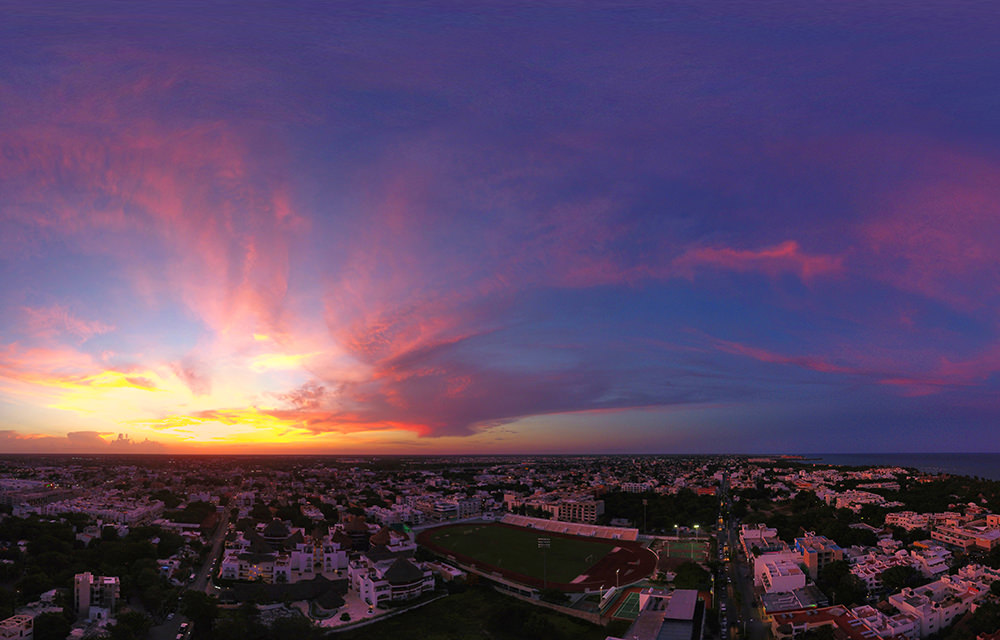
[642,498,648,534]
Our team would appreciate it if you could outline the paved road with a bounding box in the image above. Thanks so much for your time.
[194,507,233,593]
[148,507,233,640]
[715,478,767,640]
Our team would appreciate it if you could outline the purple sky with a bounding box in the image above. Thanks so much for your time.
[1,3,999,454]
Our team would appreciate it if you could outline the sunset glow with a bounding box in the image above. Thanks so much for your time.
[2,4,999,454]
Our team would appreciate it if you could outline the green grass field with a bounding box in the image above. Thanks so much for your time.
[660,538,709,561]
[613,591,641,619]
[336,586,613,640]
[425,524,616,583]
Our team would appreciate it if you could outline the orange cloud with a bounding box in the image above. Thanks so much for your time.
[0,429,164,453]
[0,343,162,401]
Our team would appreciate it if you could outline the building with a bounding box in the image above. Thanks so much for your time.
[888,578,981,637]
[348,556,435,608]
[74,572,119,621]
[740,524,784,557]
[759,558,806,593]
[851,604,918,640]
[0,615,33,640]
[931,522,1000,552]
[886,511,930,531]
[794,533,843,580]
[555,498,603,523]
[608,589,704,640]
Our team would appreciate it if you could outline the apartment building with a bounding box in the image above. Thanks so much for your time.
[794,533,843,581]
[74,572,119,620]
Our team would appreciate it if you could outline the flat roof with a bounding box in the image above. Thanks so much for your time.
[663,589,698,620]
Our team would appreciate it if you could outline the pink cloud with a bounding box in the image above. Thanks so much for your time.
[860,149,1000,309]
[674,240,843,280]
[712,334,1000,399]
[21,305,114,342]
[0,54,301,348]
[0,343,159,395]
[712,338,857,375]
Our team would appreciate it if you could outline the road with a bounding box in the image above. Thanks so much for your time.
[148,507,233,640]
[715,475,768,640]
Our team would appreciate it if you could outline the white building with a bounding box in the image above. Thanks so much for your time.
[348,556,435,608]
[851,605,918,640]
[888,578,981,637]
[759,558,806,593]
[886,511,930,531]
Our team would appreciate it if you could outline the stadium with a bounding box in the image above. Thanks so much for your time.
[417,517,657,594]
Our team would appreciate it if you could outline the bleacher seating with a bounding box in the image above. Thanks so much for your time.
[500,513,638,541]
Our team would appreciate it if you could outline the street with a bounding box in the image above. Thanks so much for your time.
[716,476,767,640]
[147,507,232,640]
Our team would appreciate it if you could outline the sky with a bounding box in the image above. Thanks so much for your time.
[1,2,999,455]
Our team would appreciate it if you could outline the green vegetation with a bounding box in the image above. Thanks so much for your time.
[181,590,219,637]
[32,612,72,640]
[0,515,183,616]
[164,501,218,527]
[817,561,868,606]
[743,491,878,547]
[600,489,718,533]
[878,565,929,594]
[211,603,327,640]
[940,600,1000,640]
[673,561,711,590]
[424,524,614,582]
[105,610,153,640]
[337,586,608,640]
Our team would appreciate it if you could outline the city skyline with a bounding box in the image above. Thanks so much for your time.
[2,3,999,454]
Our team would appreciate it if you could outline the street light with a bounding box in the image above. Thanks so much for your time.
[616,568,620,589]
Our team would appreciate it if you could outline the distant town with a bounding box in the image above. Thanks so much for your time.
[1,454,999,640]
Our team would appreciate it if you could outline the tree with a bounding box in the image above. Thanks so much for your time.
[180,590,218,632]
[674,561,711,590]
[879,565,925,594]
[33,612,72,640]
[107,610,152,640]
[832,574,868,607]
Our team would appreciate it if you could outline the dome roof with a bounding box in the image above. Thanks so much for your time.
[369,526,391,546]
[262,518,290,539]
[384,557,425,586]
[343,515,369,533]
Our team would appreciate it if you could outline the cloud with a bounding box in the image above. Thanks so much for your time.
[0,429,164,453]
[170,358,212,396]
[21,305,114,342]
[276,380,328,411]
[712,338,857,375]
[0,344,160,394]
[859,147,1000,309]
[673,240,843,280]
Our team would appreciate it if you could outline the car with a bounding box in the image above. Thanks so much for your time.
[167,613,174,620]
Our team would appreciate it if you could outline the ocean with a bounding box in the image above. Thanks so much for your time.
[804,453,1000,481]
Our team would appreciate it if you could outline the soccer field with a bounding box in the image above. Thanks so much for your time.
[424,523,616,583]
